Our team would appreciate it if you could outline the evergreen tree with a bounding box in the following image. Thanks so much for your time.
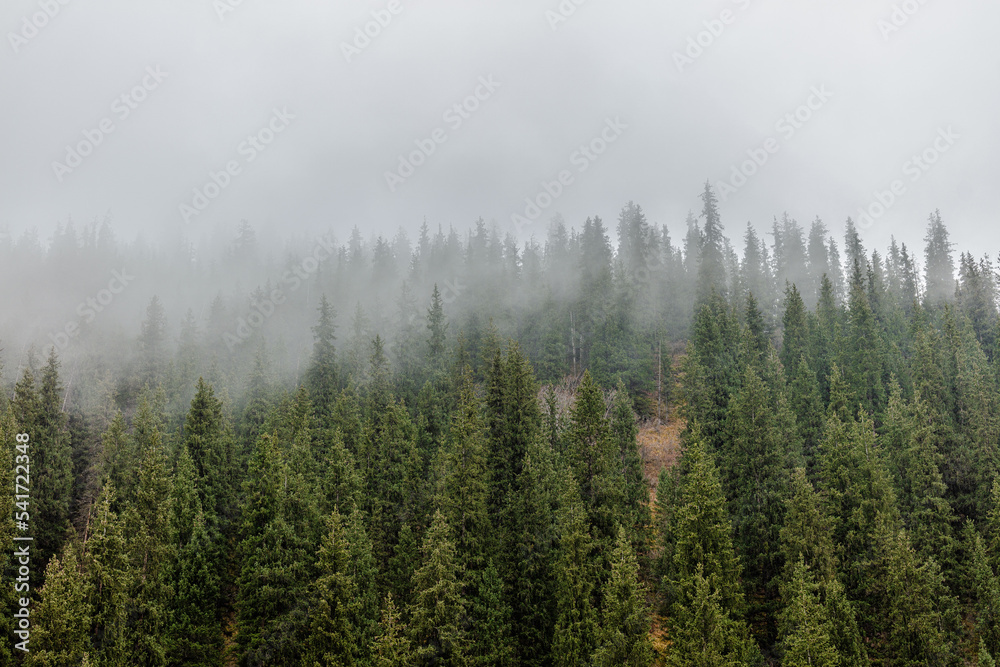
[550,469,599,667]
[610,380,650,549]
[778,469,866,665]
[882,383,956,566]
[436,367,491,573]
[86,484,132,666]
[777,557,840,667]
[427,284,448,360]
[718,364,792,645]
[865,512,952,664]
[470,559,515,667]
[371,594,412,667]
[307,295,339,420]
[306,508,360,667]
[236,433,314,666]
[696,181,728,301]
[924,210,956,306]
[664,565,762,667]
[661,437,744,619]
[183,378,233,530]
[17,351,74,570]
[165,445,222,666]
[26,543,94,667]
[780,283,810,375]
[592,526,653,667]
[346,508,380,661]
[408,510,467,667]
[139,295,168,384]
[121,397,173,666]
[971,529,1000,659]
[565,370,623,558]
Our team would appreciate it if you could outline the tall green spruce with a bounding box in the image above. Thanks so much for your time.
[435,367,491,575]
[236,432,315,666]
[592,526,653,667]
[719,360,795,650]
[565,370,624,562]
[306,295,339,424]
[166,444,223,666]
[660,436,760,665]
[550,467,599,667]
[12,351,74,571]
[778,468,866,665]
[610,380,650,550]
[305,508,361,667]
[408,510,467,667]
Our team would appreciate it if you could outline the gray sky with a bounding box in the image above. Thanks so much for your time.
[2,0,996,257]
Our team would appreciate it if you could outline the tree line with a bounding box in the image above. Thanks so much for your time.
[2,183,1000,664]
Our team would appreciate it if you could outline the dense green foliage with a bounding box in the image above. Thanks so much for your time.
[3,193,1000,666]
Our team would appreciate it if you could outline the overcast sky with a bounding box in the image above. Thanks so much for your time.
[1,0,996,258]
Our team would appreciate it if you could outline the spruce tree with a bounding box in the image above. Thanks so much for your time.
[924,210,956,307]
[882,382,956,566]
[85,484,132,666]
[664,565,762,667]
[470,559,515,667]
[866,512,952,664]
[183,378,233,531]
[565,370,622,558]
[696,181,728,301]
[306,508,360,667]
[611,380,650,551]
[371,594,412,667]
[165,445,222,666]
[121,397,173,666]
[971,530,1000,659]
[719,364,792,645]
[236,433,314,666]
[25,543,94,667]
[427,284,448,360]
[780,283,810,376]
[307,295,339,420]
[550,467,599,667]
[777,557,840,667]
[436,367,491,573]
[17,352,74,571]
[662,437,744,620]
[408,510,467,667]
[778,470,866,666]
[592,526,653,667]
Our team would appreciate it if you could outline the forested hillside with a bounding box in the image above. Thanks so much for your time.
[3,183,1000,665]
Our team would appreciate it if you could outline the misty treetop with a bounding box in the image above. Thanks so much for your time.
[3,185,1000,665]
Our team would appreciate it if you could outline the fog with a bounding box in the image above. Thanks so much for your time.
[1,0,998,399]
[2,1,997,250]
